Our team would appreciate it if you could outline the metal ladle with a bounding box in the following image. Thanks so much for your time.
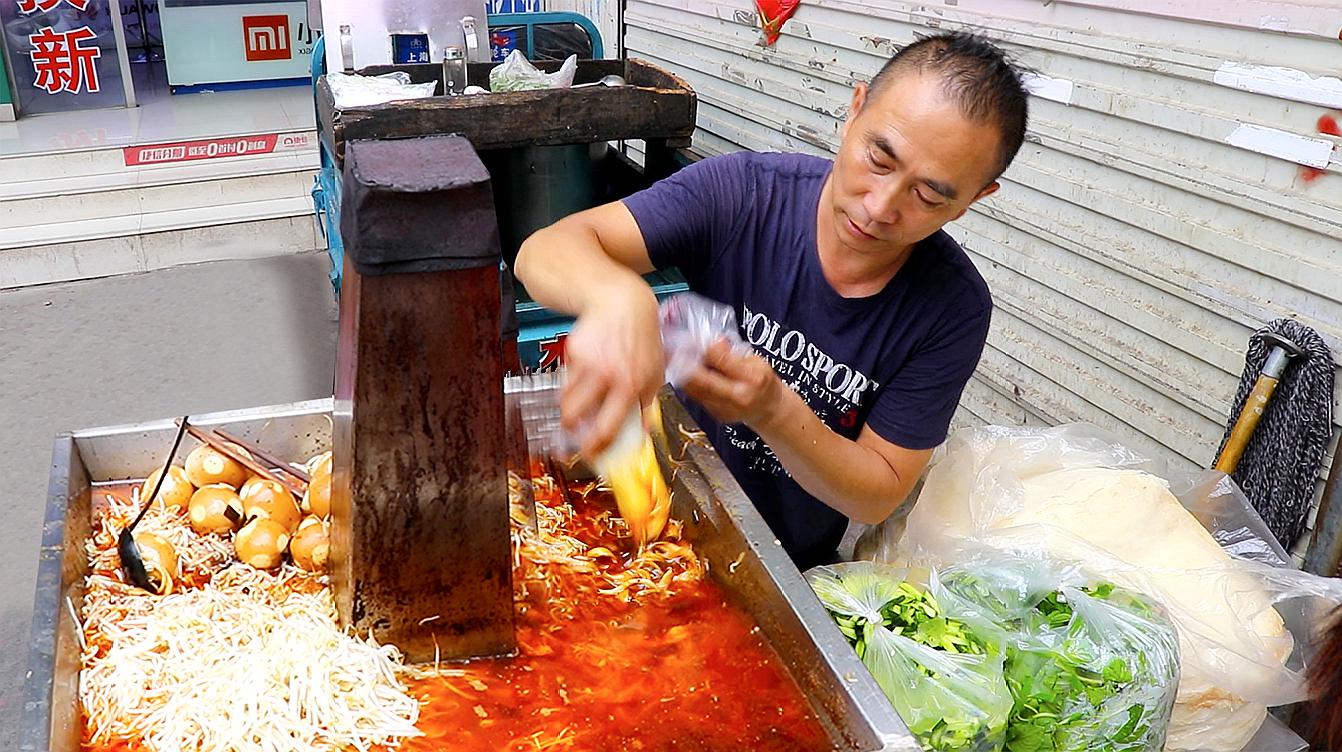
[570,74,627,89]
[117,415,190,593]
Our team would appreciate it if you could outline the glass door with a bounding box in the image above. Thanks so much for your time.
[1,0,136,115]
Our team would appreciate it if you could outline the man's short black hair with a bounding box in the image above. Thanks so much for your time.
[868,32,1028,182]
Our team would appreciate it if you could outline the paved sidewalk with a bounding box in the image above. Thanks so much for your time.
[0,253,338,748]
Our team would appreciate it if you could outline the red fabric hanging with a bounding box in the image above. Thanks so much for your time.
[755,0,800,46]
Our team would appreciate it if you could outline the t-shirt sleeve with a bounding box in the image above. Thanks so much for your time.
[865,301,992,450]
[621,153,751,281]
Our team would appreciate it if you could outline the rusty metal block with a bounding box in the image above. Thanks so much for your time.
[331,135,514,662]
[339,135,503,276]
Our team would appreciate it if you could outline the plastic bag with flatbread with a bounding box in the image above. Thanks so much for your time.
[885,424,1342,752]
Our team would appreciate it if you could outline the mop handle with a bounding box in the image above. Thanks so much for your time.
[1214,375,1281,474]
[1214,339,1300,474]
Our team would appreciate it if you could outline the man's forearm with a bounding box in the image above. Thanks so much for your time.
[751,390,913,525]
[517,224,620,315]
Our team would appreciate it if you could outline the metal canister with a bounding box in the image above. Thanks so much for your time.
[442,46,467,95]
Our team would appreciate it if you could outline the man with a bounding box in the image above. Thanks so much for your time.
[515,32,1029,569]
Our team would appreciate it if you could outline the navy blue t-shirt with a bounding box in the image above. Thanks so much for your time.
[623,151,992,568]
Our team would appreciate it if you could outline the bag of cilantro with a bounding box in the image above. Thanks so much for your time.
[935,558,1180,752]
[864,628,1013,752]
[807,563,1012,752]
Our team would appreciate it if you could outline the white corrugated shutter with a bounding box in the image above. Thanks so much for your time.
[616,0,1342,552]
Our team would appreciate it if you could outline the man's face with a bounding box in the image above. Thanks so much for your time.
[828,71,1004,258]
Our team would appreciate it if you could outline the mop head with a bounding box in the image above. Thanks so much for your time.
[1216,319,1336,550]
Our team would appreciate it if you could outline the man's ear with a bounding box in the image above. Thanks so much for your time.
[973,181,1001,203]
[842,82,869,140]
[951,181,1000,221]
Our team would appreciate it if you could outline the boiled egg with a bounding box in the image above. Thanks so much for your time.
[235,517,289,569]
[188,484,244,535]
[184,443,250,489]
[141,465,194,510]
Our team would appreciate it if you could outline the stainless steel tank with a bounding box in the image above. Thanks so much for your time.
[20,396,919,751]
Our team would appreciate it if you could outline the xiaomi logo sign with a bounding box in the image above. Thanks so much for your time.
[243,15,291,62]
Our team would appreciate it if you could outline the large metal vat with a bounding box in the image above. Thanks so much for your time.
[20,396,919,751]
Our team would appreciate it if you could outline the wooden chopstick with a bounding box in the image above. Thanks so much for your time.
[212,428,312,485]
[176,420,305,498]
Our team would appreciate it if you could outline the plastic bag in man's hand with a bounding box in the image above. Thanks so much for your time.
[489,50,577,91]
[659,293,750,387]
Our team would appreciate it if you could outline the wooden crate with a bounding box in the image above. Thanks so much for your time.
[317,58,697,173]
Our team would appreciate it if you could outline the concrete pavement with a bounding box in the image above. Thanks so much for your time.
[0,253,338,748]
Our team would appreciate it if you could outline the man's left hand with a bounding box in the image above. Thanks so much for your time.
[681,340,786,428]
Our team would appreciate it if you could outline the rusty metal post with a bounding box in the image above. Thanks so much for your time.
[330,135,514,662]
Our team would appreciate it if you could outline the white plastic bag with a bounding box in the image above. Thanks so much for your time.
[489,50,577,91]
[807,562,1011,752]
[931,551,1181,752]
[888,424,1342,752]
[508,292,747,458]
[327,71,438,108]
[658,293,749,387]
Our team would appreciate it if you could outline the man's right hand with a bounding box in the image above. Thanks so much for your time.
[560,283,665,458]
[514,200,665,458]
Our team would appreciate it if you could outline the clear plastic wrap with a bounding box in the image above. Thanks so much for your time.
[488,50,577,91]
[658,293,749,388]
[932,552,1180,752]
[805,561,913,628]
[326,71,438,108]
[1167,469,1291,567]
[887,424,1342,752]
[807,563,1011,752]
[865,629,1012,752]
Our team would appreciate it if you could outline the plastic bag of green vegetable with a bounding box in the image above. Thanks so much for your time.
[807,563,1012,752]
[864,628,1013,752]
[488,50,578,91]
[935,556,1180,752]
[805,562,911,640]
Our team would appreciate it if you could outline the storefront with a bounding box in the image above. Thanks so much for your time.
[160,0,313,91]
[0,0,137,117]
[0,0,313,121]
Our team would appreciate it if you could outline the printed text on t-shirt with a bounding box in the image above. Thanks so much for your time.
[741,304,880,409]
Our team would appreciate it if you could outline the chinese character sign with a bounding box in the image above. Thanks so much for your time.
[486,0,541,12]
[2,0,127,112]
[17,0,90,13]
[30,26,101,94]
[537,334,568,371]
[490,29,520,63]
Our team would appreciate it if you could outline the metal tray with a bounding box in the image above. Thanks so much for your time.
[21,397,918,752]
